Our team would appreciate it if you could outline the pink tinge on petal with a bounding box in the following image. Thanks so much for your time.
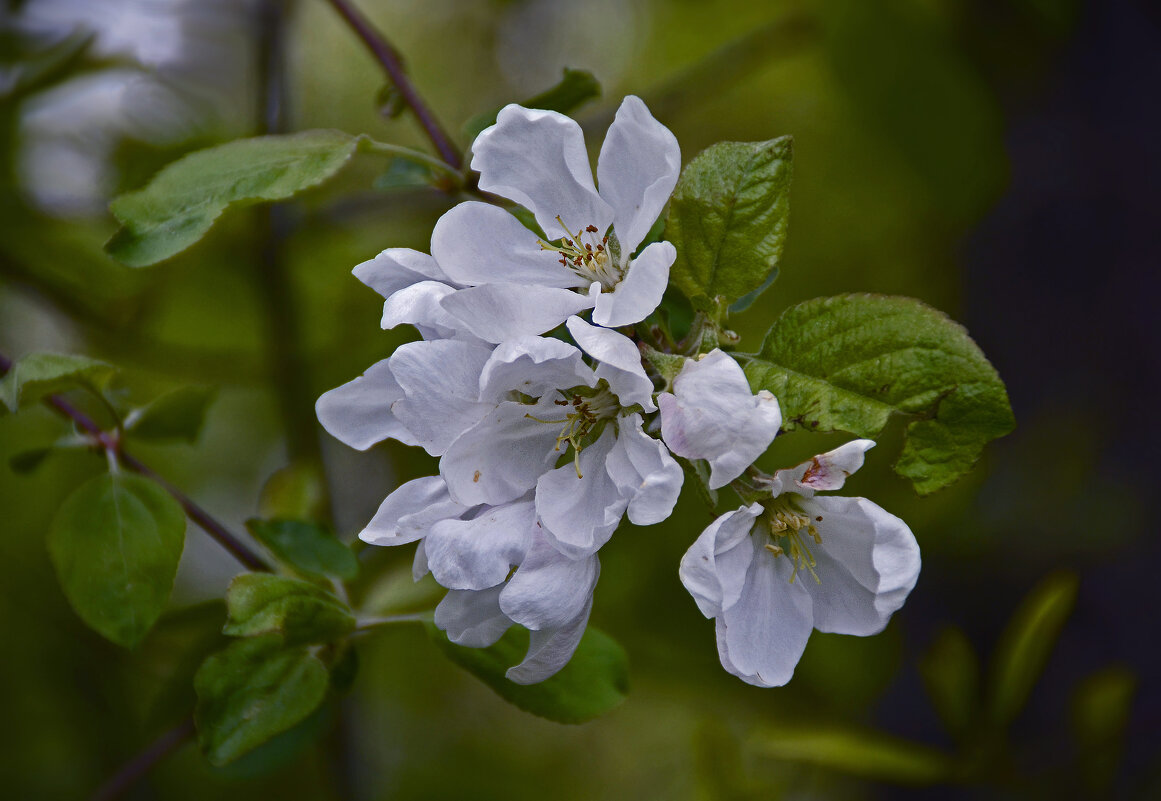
[794,439,876,492]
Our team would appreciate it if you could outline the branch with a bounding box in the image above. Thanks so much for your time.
[88,717,195,801]
[0,351,272,572]
[323,0,463,169]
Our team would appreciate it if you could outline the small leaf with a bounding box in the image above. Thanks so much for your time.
[258,462,329,521]
[9,447,53,474]
[48,473,186,648]
[428,624,629,724]
[666,137,793,309]
[752,725,955,785]
[1071,666,1136,793]
[464,68,601,140]
[126,385,216,443]
[373,158,434,190]
[986,571,1078,728]
[919,626,981,740]
[246,519,358,581]
[194,635,329,766]
[223,573,355,645]
[745,294,1015,494]
[106,129,360,267]
[1,352,116,412]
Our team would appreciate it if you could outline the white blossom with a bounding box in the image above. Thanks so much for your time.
[679,440,921,687]
[658,349,782,488]
[430,95,681,342]
[440,317,682,559]
[359,475,598,684]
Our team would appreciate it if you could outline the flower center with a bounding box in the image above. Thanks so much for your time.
[524,383,620,478]
[761,495,823,585]
[539,216,623,291]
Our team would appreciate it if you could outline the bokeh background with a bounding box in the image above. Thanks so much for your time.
[2,0,1159,798]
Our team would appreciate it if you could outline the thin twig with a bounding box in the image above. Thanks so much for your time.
[88,717,195,801]
[0,351,272,572]
[323,0,463,169]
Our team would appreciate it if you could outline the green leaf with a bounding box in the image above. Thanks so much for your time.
[373,158,434,190]
[745,294,1015,494]
[464,68,601,140]
[986,571,1078,728]
[258,463,330,522]
[9,447,53,474]
[106,129,360,267]
[0,352,116,412]
[194,635,329,766]
[752,725,955,785]
[47,473,186,648]
[428,624,629,724]
[919,626,981,740]
[666,137,793,309]
[1071,666,1136,793]
[223,573,355,645]
[126,385,216,443]
[246,519,358,581]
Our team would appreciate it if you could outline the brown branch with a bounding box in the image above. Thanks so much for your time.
[323,0,463,169]
[0,351,272,572]
[88,717,195,801]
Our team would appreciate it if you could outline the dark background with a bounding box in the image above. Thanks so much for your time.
[1,0,1158,798]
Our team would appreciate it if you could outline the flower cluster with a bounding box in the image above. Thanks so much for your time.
[317,97,920,686]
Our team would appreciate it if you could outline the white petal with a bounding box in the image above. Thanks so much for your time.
[471,105,614,241]
[799,496,921,636]
[590,241,674,328]
[440,399,562,506]
[434,586,512,648]
[765,439,876,497]
[565,315,655,411]
[535,427,627,558]
[596,96,681,255]
[506,595,593,685]
[353,247,453,298]
[678,503,762,618]
[425,501,534,590]
[430,201,578,288]
[659,350,782,488]
[717,545,814,687]
[500,530,599,631]
[440,283,593,343]
[358,475,467,546]
[389,340,494,456]
[605,417,683,526]
[478,336,593,404]
[316,359,416,450]
[412,539,429,580]
[381,280,462,339]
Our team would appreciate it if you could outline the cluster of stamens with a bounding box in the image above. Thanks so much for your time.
[762,497,824,584]
[525,385,620,478]
[538,216,621,290]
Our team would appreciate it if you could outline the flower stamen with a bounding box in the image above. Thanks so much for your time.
[524,383,621,478]
[539,216,621,291]
[762,496,823,584]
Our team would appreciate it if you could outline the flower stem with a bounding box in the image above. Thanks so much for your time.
[323,0,463,169]
[0,351,272,573]
[354,611,435,633]
[357,137,462,178]
[87,717,195,801]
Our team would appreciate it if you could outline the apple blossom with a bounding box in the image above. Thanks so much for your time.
[679,440,921,687]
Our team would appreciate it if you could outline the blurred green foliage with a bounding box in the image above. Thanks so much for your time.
[0,0,1146,799]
